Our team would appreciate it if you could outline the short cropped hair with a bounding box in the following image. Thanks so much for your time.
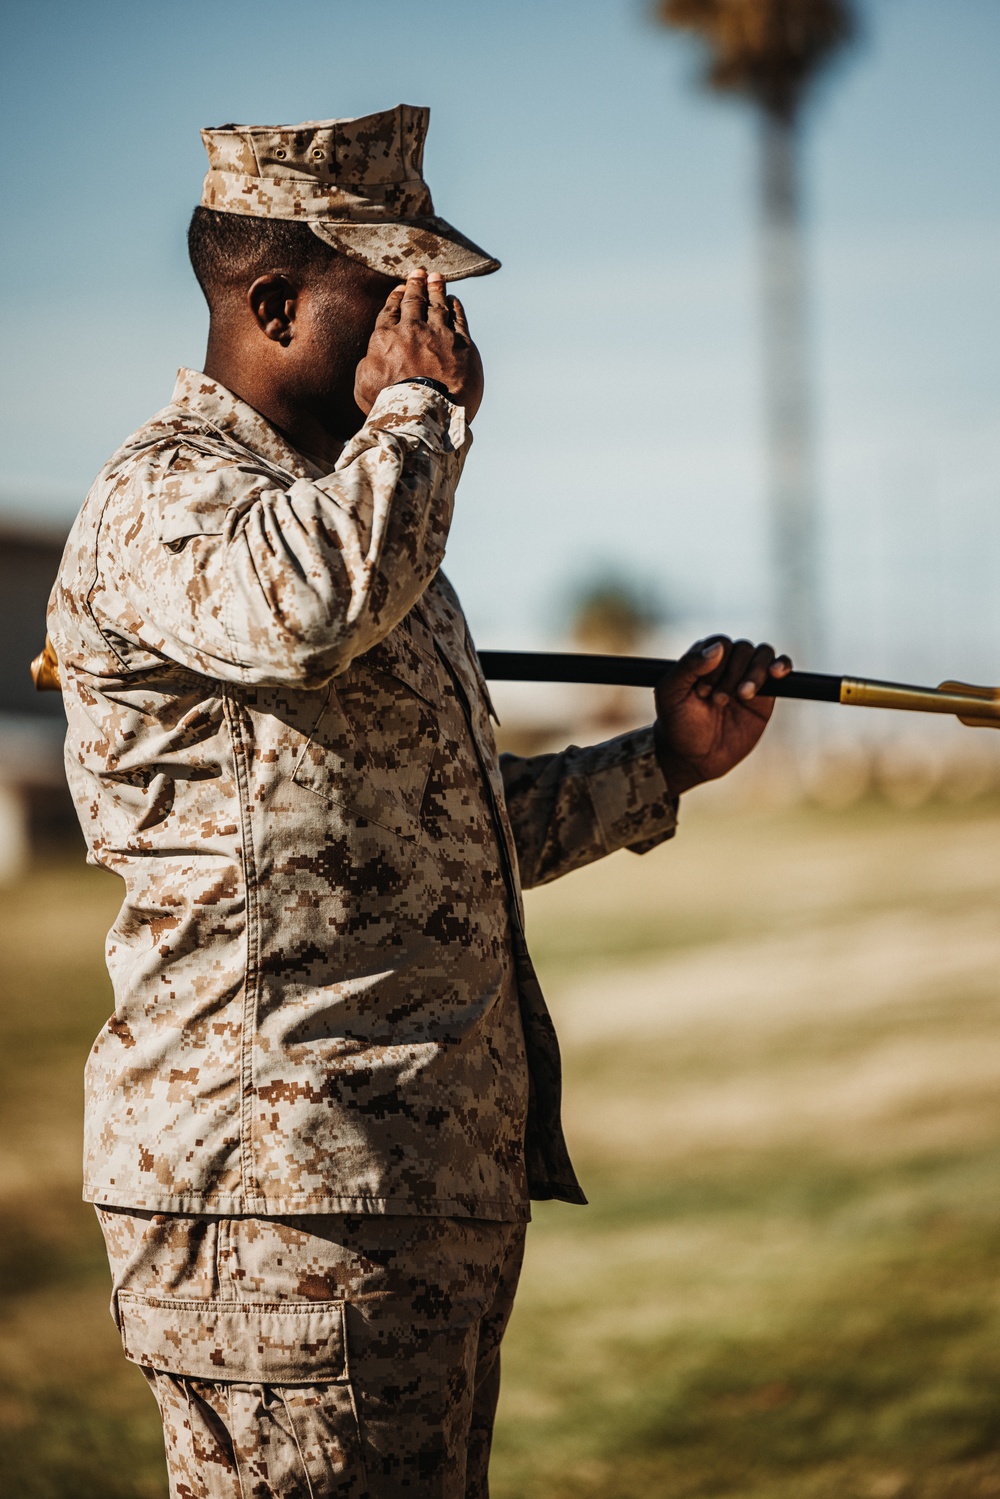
[188,206,338,308]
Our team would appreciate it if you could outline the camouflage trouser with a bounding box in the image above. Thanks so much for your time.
[97,1208,527,1499]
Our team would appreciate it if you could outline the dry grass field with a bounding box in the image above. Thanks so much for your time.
[3,795,1000,1497]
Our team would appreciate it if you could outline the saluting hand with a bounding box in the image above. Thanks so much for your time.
[653,636,792,795]
[354,269,485,419]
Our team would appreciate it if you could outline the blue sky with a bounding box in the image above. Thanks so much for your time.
[2,0,998,680]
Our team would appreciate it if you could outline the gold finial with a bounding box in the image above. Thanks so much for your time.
[31,635,62,692]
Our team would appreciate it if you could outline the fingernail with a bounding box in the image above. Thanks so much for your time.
[712,691,729,706]
[738,681,756,698]
[702,641,722,658]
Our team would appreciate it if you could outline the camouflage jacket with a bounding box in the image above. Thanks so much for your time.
[49,370,679,1218]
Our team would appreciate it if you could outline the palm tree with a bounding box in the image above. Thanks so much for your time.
[657,0,855,670]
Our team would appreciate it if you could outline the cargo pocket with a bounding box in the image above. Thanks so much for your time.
[123,1295,369,1496]
[118,1292,348,1383]
[227,1381,369,1497]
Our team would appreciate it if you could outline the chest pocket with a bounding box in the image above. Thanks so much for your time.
[292,635,441,842]
[154,453,283,550]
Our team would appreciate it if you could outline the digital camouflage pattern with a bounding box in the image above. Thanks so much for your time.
[201,105,501,281]
[98,1205,525,1498]
[48,371,679,1220]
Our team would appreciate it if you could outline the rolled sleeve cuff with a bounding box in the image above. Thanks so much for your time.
[585,725,679,857]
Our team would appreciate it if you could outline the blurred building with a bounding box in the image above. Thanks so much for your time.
[0,518,73,879]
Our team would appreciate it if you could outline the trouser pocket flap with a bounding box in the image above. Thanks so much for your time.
[117,1293,347,1383]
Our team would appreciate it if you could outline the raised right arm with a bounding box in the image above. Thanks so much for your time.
[102,380,467,688]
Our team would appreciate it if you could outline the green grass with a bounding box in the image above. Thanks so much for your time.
[4,799,1000,1496]
[494,798,1000,1498]
[493,1147,1000,1498]
[0,861,167,1499]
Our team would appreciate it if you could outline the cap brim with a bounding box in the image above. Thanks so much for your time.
[309,215,500,281]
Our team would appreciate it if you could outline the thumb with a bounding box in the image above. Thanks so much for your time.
[655,638,727,707]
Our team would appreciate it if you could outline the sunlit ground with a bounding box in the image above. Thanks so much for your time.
[3,796,1000,1498]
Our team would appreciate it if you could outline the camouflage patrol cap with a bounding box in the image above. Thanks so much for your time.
[200,103,500,281]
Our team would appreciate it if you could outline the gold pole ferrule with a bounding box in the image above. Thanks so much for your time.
[839,676,1000,726]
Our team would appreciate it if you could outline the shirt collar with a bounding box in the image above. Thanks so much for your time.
[170,369,326,480]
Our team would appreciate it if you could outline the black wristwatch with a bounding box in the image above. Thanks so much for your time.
[393,377,452,399]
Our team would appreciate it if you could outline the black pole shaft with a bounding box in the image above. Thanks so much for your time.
[476,651,842,704]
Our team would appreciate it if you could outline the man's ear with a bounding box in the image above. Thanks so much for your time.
[248,274,297,346]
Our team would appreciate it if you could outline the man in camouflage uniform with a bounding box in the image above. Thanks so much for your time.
[48,105,790,1498]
